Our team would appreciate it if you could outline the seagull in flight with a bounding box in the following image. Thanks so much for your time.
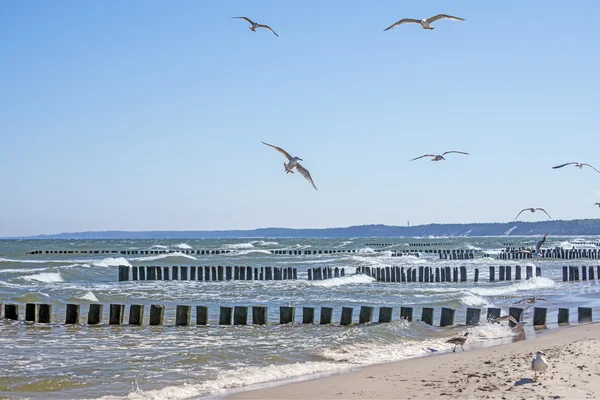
[410,151,469,162]
[262,142,318,190]
[384,14,465,31]
[552,162,600,173]
[513,297,549,306]
[594,203,600,208]
[493,315,527,334]
[232,17,279,37]
[519,233,549,257]
[513,208,552,221]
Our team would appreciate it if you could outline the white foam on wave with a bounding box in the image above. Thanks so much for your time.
[130,253,197,262]
[22,272,64,283]
[227,249,273,256]
[0,267,48,274]
[308,273,375,287]
[174,243,192,250]
[223,243,255,250]
[78,291,99,302]
[92,257,132,268]
[149,245,169,249]
[255,241,279,246]
[469,277,556,297]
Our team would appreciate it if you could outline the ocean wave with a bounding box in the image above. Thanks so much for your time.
[308,274,375,287]
[149,245,169,249]
[255,241,279,246]
[22,272,64,283]
[174,243,192,250]
[223,243,255,250]
[129,253,197,262]
[468,277,556,297]
[226,249,273,256]
[77,291,99,302]
[0,267,49,274]
[92,257,132,268]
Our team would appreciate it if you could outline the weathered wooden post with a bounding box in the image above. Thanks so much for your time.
[212,266,217,281]
[440,267,445,282]
[129,304,144,326]
[307,269,312,281]
[156,266,163,280]
[320,307,333,324]
[526,266,532,280]
[302,307,314,324]
[251,306,268,325]
[163,266,170,280]
[508,307,524,327]
[489,266,495,282]
[26,303,39,322]
[280,306,295,324]
[149,305,165,325]
[400,307,413,322]
[460,266,467,282]
[5,304,18,320]
[172,266,179,281]
[118,265,130,281]
[340,307,353,325]
[466,308,481,326]
[65,304,80,324]
[234,306,248,325]
[435,267,440,282]
[440,308,455,327]
[109,304,125,325]
[589,266,595,280]
[218,266,224,281]
[499,265,505,281]
[378,307,393,323]
[190,266,196,280]
[578,307,592,323]
[139,266,146,280]
[421,307,434,325]
[219,306,233,325]
[533,307,547,327]
[418,266,424,282]
[359,306,374,324]
[424,266,430,283]
[88,304,103,325]
[535,267,541,277]
[453,267,458,282]
[486,307,501,322]
[412,268,417,282]
[196,306,208,325]
[474,268,479,282]
[515,265,522,280]
[176,305,191,326]
[132,266,139,280]
[558,308,570,324]
[582,266,587,281]
[401,267,406,282]
[180,266,188,280]
[561,266,568,282]
[37,304,51,323]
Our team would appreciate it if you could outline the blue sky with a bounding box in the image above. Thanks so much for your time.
[1,1,599,236]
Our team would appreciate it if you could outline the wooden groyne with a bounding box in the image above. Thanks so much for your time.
[562,265,600,282]
[26,249,232,255]
[391,249,479,259]
[356,265,542,283]
[307,267,346,280]
[118,265,298,282]
[498,248,600,260]
[1,302,593,327]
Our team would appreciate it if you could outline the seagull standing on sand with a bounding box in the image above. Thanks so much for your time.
[446,332,470,352]
[384,14,465,31]
[552,162,600,174]
[262,142,318,191]
[513,208,552,221]
[232,17,279,37]
[410,151,469,162]
[532,351,548,380]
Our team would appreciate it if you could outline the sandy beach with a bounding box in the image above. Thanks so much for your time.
[229,323,600,399]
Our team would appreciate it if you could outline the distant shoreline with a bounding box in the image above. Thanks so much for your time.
[3,218,600,239]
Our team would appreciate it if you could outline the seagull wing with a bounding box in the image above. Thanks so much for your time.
[410,154,436,161]
[262,141,292,161]
[232,16,255,25]
[426,14,465,23]
[552,162,577,169]
[513,209,528,221]
[493,315,518,324]
[536,298,549,302]
[512,299,528,305]
[582,163,600,173]
[296,163,318,191]
[535,208,552,219]
[384,18,422,31]
[257,24,279,37]
[442,151,469,156]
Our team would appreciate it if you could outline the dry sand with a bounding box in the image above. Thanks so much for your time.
[228,323,600,399]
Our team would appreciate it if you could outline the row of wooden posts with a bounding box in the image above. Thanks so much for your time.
[562,265,600,282]
[0,303,593,327]
[27,249,233,255]
[118,265,298,282]
[391,249,478,258]
[357,265,542,283]
[498,248,600,260]
[307,267,346,280]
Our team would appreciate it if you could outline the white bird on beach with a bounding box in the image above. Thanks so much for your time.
[262,142,318,191]
[513,208,552,221]
[384,14,465,31]
[446,332,470,352]
[552,162,600,174]
[232,17,279,37]
[410,151,469,162]
[532,351,548,380]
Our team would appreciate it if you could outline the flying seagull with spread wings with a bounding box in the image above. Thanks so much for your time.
[595,203,600,208]
[232,17,279,37]
[262,142,317,190]
[384,14,465,31]
[513,208,552,221]
[410,151,469,162]
[552,162,600,173]
[519,233,549,257]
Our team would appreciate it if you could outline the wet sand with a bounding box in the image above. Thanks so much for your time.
[228,323,600,399]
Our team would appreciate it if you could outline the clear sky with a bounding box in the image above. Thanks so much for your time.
[1,1,599,237]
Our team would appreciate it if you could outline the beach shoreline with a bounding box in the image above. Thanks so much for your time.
[226,322,600,399]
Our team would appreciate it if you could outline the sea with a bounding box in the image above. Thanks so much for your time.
[1,236,600,399]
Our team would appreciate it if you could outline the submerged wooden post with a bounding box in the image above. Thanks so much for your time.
[359,306,374,324]
[302,307,314,324]
[320,307,333,324]
[489,266,495,282]
[252,306,268,325]
[515,265,522,280]
[340,307,353,325]
[578,307,592,323]
[499,265,505,281]
[535,267,541,277]
[400,307,413,322]
[466,308,481,326]
[486,307,501,322]
[558,308,570,324]
[506,266,512,281]
[474,268,479,282]
[440,307,455,327]
[65,304,80,324]
[5,304,18,320]
[533,307,547,326]
[190,266,196,280]
[176,305,191,326]
[196,306,208,325]
[378,307,393,323]
[132,266,139,280]
[109,304,125,325]
[129,304,144,326]
[163,266,170,280]
[26,303,39,322]
[233,306,248,325]
[172,266,179,280]
[149,305,165,325]
[526,266,532,280]
[88,304,103,325]
[180,266,188,280]
[219,306,233,325]
[460,266,467,282]
[508,307,524,327]
[421,307,434,325]
[562,266,568,282]
[280,306,296,324]
[39,304,52,323]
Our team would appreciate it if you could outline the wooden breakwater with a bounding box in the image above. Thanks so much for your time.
[562,265,600,282]
[118,265,298,282]
[498,248,600,260]
[307,267,346,280]
[27,249,232,255]
[356,265,542,283]
[391,249,479,259]
[0,302,593,327]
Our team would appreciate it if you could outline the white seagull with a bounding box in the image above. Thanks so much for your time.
[262,142,318,191]
[552,162,600,174]
[232,17,279,37]
[384,14,465,31]
[519,233,549,257]
[410,151,469,162]
[532,351,548,380]
[513,208,552,221]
